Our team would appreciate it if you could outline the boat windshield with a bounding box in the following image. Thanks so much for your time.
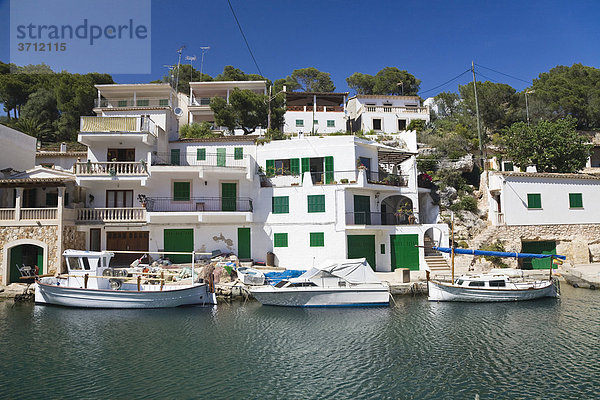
[288,282,318,288]
[65,256,91,271]
[274,280,288,288]
[455,279,464,285]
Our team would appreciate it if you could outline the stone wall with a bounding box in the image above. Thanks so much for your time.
[62,226,86,270]
[0,225,59,285]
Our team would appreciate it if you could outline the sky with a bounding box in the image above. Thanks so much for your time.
[1,0,600,97]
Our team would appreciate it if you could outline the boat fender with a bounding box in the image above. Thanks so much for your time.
[109,278,123,290]
[103,268,114,277]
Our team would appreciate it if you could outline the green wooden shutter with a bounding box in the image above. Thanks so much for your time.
[117,100,127,107]
[274,233,288,247]
[354,195,371,224]
[171,149,180,166]
[217,148,226,167]
[234,148,243,160]
[221,183,237,211]
[196,148,206,161]
[36,247,43,274]
[272,196,289,214]
[164,229,193,264]
[391,234,420,271]
[290,158,300,175]
[266,159,275,176]
[301,158,310,174]
[159,99,169,106]
[9,246,23,283]
[136,99,149,106]
[569,193,583,208]
[527,193,541,209]
[310,232,324,247]
[347,235,376,270]
[237,228,251,259]
[307,195,325,213]
[173,182,190,201]
[324,156,334,184]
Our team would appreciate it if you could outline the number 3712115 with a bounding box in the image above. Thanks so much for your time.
[17,43,66,51]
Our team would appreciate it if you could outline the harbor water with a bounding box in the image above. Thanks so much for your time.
[0,285,598,399]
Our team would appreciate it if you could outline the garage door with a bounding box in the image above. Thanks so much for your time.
[347,235,376,271]
[390,234,420,271]
[521,241,556,270]
[106,231,149,266]
[164,229,194,264]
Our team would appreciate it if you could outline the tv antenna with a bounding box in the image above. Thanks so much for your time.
[163,64,174,87]
[199,46,210,79]
[175,45,186,92]
[185,55,197,82]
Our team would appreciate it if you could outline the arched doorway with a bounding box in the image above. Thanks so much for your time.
[380,195,414,225]
[7,243,44,283]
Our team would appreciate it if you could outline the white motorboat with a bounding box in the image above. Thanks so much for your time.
[249,258,389,307]
[236,266,265,285]
[34,250,216,308]
[428,271,559,302]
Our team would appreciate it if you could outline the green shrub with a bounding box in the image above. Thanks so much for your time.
[450,195,477,212]
[479,240,509,267]
[417,154,439,173]
[407,119,426,132]
[180,122,222,138]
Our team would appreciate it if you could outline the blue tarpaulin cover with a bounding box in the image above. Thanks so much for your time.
[433,247,566,260]
[264,270,306,285]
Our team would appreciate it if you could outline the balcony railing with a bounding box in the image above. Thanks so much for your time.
[74,161,149,176]
[346,211,419,226]
[365,170,409,187]
[286,105,344,112]
[363,105,428,114]
[0,208,16,220]
[144,197,253,212]
[0,207,59,221]
[95,98,172,108]
[80,116,157,136]
[76,208,146,223]
[151,152,246,168]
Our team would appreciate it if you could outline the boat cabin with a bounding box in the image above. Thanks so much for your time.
[63,249,113,289]
[454,274,511,289]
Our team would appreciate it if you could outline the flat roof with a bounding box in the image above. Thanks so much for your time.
[349,94,421,101]
[95,83,175,98]
[499,171,600,181]
[171,135,260,143]
[285,92,348,102]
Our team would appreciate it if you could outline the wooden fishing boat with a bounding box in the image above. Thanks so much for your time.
[34,250,216,308]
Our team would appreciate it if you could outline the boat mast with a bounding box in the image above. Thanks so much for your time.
[471,61,485,170]
[451,213,455,283]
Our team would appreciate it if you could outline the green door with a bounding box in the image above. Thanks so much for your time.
[238,228,251,259]
[164,229,193,264]
[521,241,557,270]
[9,246,22,284]
[390,234,420,271]
[324,156,334,184]
[217,148,226,167]
[353,195,371,224]
[347,235,376,270]
[170,149,180,166]
[221,183,237,211]
[9,245,43,283]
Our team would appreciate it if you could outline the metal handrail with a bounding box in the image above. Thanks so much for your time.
[144,197,253,212]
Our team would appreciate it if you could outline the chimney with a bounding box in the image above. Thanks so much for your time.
[60,142,67,153]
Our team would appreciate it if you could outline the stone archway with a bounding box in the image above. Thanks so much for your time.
[380,195,414,225]
[2,239,48,284]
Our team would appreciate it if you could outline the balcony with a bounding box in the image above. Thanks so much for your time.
[94,98,173,109]
[144,197,253,213]
[0,207,74,226]
[74,161,149,177]
[365,170,409,187]
[151,152,247,169]
[362,105,428,114]
[80,116,157,137]
[345,211,420,226]
[76,208,146,224]
[286,105,344,112]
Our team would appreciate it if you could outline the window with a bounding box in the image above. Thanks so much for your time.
[136,99,149,106]
[503,162,514,172]
[327,120,335,127]
[380,243,385,254]
[45,192,58,207]
[159,99,169,106]
[170,149,180,166]
[296,119,304,127]
[307,195,325,213]
[527,193,542,209]
[468,281,485,287]
[314,120,318,125]
[274,233,288,247]
[117,100,127,107]
[196,148,206,161]
[275,159,291,175]
[310,232,324,247]
[373,118,382,130]
[200,97,211,106]
[106,190,133,208]
[272,196,289,214]
[489,280,506,287]
[569,193,583,208]
[173,182,191,201]
[107,148,135,161]
[234,148,243,160]
[41,163,54,169]
[398,119,407,130]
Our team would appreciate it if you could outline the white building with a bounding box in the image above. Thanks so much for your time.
[283,92,348,135]
[0,124,36,173]
[346,95,430,134]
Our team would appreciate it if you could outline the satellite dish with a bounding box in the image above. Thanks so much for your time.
[174,107,184,117]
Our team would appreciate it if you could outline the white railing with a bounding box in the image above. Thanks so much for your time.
[495,212,505,225]
[363,105,428,114]
[0,208,15,220]
[20,208,58,220]
[95,98,172,108]
[75,161,148,176]
[76,208,146,222]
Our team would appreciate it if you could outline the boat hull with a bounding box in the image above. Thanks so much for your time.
[34,281,216,308]
[250,286,390,307]
[427,280,558,302]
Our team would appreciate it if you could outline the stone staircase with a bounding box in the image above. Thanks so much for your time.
[423,235,451,272]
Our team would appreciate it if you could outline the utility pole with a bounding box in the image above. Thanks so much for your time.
[471,61,485,170]
[525,90,535,126]
[267,85,272,131]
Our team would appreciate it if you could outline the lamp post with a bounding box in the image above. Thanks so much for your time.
[397,81,404,96]
[525,89,535,126]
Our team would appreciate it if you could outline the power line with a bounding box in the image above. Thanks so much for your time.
[475,71,501,84]
[226,0,263,77]
[419,69,471,95]
[475,63,532,85]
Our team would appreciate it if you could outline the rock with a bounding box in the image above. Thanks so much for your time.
[439,186,458,208]
[437,154,474,172]
[588,243,600,263]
